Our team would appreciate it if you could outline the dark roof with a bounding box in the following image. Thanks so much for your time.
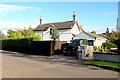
[35,21,76,31]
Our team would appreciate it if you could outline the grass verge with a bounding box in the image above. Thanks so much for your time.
[83,60,120,72]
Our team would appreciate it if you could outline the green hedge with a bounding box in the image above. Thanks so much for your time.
[2,38,32,47]
[1,35,43,48]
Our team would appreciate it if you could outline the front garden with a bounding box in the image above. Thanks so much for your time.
[85,32,120,72]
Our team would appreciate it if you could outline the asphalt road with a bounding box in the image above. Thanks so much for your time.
[1,50,119,78]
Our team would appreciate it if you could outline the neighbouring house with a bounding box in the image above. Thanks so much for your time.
[34,12,83,42]
[73,31,107,47]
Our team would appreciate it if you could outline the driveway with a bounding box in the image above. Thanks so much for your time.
[1,50,119,78]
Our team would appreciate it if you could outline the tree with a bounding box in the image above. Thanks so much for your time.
[102,31,120,53]
[91,31,96,34]
[32,34,43,41]
[107,31,120,42]
[17,27,34,37]
[7,29,24,38]
[51,27,60,41]
[7,27,43,40]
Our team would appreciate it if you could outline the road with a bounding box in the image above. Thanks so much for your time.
[1,50,119,78]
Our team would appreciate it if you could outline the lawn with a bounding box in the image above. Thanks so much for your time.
[83,60,120,72]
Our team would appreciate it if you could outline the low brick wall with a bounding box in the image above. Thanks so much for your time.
[93,52,120,62]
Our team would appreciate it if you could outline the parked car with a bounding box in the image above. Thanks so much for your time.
[62,43,78,56]
[62,39,88,56]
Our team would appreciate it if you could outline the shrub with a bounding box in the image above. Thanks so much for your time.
[93,46,97,51]
[83,39,88,45]
[102,41,117,49]
[95,42,117,53]
[31,34,43,41]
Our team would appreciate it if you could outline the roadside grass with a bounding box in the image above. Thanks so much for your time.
[83,60,120,72]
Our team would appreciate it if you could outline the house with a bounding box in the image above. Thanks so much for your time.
[34,12,83,42]
[73,31,107,47]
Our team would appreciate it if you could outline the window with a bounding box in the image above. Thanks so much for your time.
[50,27,52,35]
[88,40,93,46]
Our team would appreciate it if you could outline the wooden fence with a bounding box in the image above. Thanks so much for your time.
[2,41,67,56]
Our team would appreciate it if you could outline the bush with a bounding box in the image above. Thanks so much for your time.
[83,39,88,45]
[96,46,106,53]
[102,41,117,49]
[93,46,97,51]
[31,34,43,41]
[95,42,117,53]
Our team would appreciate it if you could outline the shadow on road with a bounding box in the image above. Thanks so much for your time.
[2,50,101,70]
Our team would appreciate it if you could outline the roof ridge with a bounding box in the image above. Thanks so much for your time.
[86,32,106,38]
[41,21,74,25]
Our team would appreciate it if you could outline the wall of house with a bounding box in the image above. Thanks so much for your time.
[35,29,73,42]
[71,22,81,35]
[35,31,52,41]
[35,31,43,36]
[73,32,107,47]
[94,38,107,47]
[59,29,73,42]
[74,32,95,40]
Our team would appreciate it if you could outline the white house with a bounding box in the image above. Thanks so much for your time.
[73,31,107,47]
[34,12,83,42]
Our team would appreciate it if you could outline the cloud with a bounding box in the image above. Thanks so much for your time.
[0,20,38,35]
[0,4,41,18]
[103,11,117,16]
[0,20,116,35]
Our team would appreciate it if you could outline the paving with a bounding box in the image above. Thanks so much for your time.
[1,50,119,78]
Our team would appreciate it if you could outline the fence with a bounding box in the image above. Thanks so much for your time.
[2,40,67,56]
[31,41,67,56]
[93,52,120,62]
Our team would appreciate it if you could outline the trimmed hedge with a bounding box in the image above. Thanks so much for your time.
[2,38,32,48]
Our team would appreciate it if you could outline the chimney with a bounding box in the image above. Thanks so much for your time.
[40,16,43,25]
[73,11,77,21]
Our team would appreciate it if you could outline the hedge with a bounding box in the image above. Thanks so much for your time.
[2,38,32,48]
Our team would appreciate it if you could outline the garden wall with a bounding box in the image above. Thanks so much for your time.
[93,52,120,62]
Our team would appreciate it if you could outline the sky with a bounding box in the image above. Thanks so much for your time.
[0,2,119,35]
